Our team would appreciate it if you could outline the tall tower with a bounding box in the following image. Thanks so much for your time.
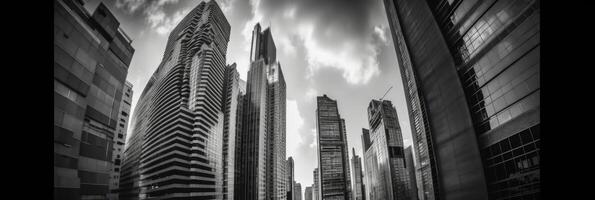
[404,146,419,200]
[383,0,540,199]
[109,82,133,200]
[54,0,134,199]
[304,186,312,200]
[351,148,365,200]
[363,100,412,200]
[313,168,320,200]
[294,183,302,200]
[235,23,286,200]
[315,95,351,199]
[222,63,243,200]
[118,1,231,199]
[287,157,295,200]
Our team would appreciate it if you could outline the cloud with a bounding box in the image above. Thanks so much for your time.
[305,88,317,102]
[309,128,317,149]
[114,0,188,35]
[243,0,384,85]
[286,100,304,155]
[115,0,145,13]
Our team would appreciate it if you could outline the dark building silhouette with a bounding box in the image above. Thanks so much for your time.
[118,1,232,199]
[54,0,135,199]
[315,95,352,199]
[383,0,540,199]
[235,23,287,200]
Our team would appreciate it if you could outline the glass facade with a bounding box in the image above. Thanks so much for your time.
[235,23,287,200]
[350,148,365,200]
[362,100,412,200]
[54,0,134,199]
[316,95,352,200]
[384,0,540,199]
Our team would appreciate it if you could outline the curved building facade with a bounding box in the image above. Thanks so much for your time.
[119,1,231,199]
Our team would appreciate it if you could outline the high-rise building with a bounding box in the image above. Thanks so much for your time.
[313,168,320,200]
[362,100,412,200]
[118,1,231,199]
[383,0,540,199]
[404,146,419,200]
[304,186,312,200]
[315,95,352,199]
[222,63,244,200]
[54,0,135,199]
[108,82,133,200]
[351,148,365,200]
[287,157,295,200]
[235,23,287,200]
[294,183,302,200]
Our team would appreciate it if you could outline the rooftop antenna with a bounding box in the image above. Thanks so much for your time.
[379,86,393,101]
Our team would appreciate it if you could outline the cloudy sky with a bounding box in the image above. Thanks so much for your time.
[83,0,413,193]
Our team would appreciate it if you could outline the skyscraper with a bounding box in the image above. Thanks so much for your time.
[313,168,320,200]
[118,1,231,199]
[304,186,312,200]
[383,0,540,199]
[351,148,365,200]
[222,63,244,200]
[316,95,352,199]
[294,183,302,200]
[404,146,419,200]
[235,23,287,200]
[287,157,295,200]
[54,0,134,199]
[109,82,133,200]
[362,99,412,200]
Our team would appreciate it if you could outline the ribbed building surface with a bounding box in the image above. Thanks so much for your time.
[234,23,287,200]
[315,95,352,200]
[363,100,412,200]
[54,0,135,199]
[383,0,540,199]
[118,1,231,199]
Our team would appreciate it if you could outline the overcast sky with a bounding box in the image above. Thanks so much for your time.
[83,0,413,194]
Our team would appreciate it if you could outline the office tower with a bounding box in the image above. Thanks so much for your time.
[313,168,320,200]
[362,100,412,200]
[118,1,231,199]
[107,82,133,200]
[351,148,365,200]
[222,63,243,200]
[304,186,312,200]
[235,23,287,200]
[294,183,302,200]
[383,0,540,199]
[361,129,371,152]
[404,146,419,200]
[315,95,352,199]
[54,0,135,199]
[287,157,295,200]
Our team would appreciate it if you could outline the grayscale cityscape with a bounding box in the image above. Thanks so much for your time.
[53,0,540,199]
